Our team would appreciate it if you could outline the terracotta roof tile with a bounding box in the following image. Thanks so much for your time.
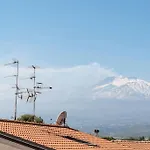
[0,119,134,150]
[114,140,150,150]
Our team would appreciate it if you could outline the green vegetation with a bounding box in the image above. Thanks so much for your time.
[17,114,44,123]
[122,136,145,141]
[101,136,148,141]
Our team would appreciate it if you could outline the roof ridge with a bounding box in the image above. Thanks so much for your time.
[0,118,77,130]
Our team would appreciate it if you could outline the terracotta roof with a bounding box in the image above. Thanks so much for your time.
[0,130,54,150]
[0,119,133,150]
[114,140,150,150]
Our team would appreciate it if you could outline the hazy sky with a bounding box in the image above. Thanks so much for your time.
[0,0,150,125]
[0,0,150,80]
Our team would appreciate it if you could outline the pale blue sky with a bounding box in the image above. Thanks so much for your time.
[0,0,150,80]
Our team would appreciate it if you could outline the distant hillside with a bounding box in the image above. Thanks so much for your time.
[79,124,150,139]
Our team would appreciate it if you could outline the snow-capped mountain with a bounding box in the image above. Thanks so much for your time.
[93,76,150,100]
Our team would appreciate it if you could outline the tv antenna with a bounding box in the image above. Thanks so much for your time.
[4,59,20,120]
[27,65,52,122]
[36,82,52,90]
[49,118,53,124]
[27,65,40,121]
[56,111,67,126]
[26,88,41,102]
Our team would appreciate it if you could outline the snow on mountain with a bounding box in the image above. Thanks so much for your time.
[93,76,150,100]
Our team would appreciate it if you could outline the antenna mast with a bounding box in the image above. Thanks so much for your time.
[27,65,52,122]
[30,65,38,121]
[4,59,20,120]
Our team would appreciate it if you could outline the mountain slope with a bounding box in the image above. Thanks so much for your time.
[93,76,150,100]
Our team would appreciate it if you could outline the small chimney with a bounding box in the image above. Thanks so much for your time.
[94,129,99,137]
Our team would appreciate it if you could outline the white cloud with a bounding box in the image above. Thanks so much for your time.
[0,63,117,121]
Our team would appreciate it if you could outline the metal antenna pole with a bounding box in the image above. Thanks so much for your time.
[14,60,19,120]
[28,65,39,122]
[33,66,36,121]
[4,59,20,120]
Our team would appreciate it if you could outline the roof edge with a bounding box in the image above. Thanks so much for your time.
[0,118,78,131]
[0,130,55,150]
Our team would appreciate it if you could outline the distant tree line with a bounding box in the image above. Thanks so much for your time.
[123,136,145,141]
[101,136,150,141]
